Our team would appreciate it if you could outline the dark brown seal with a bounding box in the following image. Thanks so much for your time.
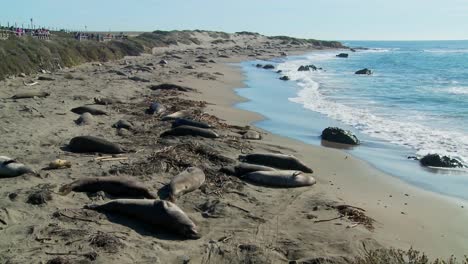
[160,126,218,138]
[59,176,156,198]
[12,91,50,99]
[85,199,200,239]
[239,153,313,173]
[71,106,107,115]
[68,136,125,154]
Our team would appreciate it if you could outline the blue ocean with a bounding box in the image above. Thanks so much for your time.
[236,41,468,200]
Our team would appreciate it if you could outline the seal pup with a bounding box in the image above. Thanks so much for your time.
[68,136,126,154]
[71,106,107,115]
[161,126,219,138]
[172,118,212,129]
[221,163,276,177]
[242,170,316,187]
[59,176,156,199]
[146,102,165,115]
[239,153,313,173]
[75,112,94,126]
[0,156,37,178]
[85,199,200,239]
[12,91,50,99]
[161,110,191,121]
[168,167,205,201]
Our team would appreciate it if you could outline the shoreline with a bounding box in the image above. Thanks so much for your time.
[189,53,468,258]
[1,40,467,263]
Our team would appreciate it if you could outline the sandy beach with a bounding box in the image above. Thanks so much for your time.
[1,32,467,263]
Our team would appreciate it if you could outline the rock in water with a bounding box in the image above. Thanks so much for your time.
[279,76,290,81]
[420,154,463,168]
[297,65,317,71]
[68,136,125,154]
[262,64,275,69]
[321,127,360,145]
[355,68,372,75]
[242,170,316,188]
[239,153,313,173]
[161,126,219,138]
[336,53,349,58]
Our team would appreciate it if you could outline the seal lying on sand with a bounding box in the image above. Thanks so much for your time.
[68,136,126,154]
[71,106,107,115]
[239,153,313,173]
[242,170,316,187]
[242,130,262,140]
[161,126,218,138]
[168,167,205,201]
[12,91,50,99]
[60,176,156,199]
[221,163,276,176]
[94,97,122,105]
[146,102,165,115]
[75,113,94,126]
[161,110,191,121]
[0,156,37,178]
[85,199,200,239]
[172,118,212,129]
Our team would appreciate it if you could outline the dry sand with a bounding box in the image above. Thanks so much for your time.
[0,33,467,263]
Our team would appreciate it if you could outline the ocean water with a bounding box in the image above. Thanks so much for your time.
[235,40,468,201]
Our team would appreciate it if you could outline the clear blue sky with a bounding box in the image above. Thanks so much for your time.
[1,0,467,40]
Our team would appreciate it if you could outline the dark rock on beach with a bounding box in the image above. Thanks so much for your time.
[355,68,372,75]
[321,127,360,145]
[420,154,463,168]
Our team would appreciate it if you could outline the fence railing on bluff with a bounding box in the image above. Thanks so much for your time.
[0,28,128,42]
[0,29,51,40]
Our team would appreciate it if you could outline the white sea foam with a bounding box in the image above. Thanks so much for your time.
[277,59,468,166]
[423,49,468,54]
[446,86,468,95]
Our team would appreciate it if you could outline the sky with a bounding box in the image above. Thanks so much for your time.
[1,0,467,40]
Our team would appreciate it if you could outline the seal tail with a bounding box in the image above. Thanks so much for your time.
[83,204,100,210]
[58,184,73,195]
[168,193,176,203]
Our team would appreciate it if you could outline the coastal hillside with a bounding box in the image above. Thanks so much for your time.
[0,30,343,80]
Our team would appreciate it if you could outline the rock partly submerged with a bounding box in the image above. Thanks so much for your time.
[321,127,360,145]
[419,154,464,168]
[355,68,372,75]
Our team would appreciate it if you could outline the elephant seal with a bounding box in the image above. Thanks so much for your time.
[71,106,107,115]
[172,118,212,129]
[12,91,50,99]
[168,167,205,201]
[75,113,94,126]
[0,156,37,178]
[85,199,200,239]
[68,136,126,154]
[94,97,122,105]
[242,130,262,140]
[59,176,156,199]
[112,120,133,130]
[146,102,165,115]
[242,170,316,187]
[239,153,313,173]
[161,126,218,138]
[161,110,191,121]
[221,163,276,176]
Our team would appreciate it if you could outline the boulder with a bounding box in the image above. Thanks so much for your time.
[321,127,360,145]
[279,76,290,81]
[298,65,318,71]
[355,68,372,75]
[350,48,357,52]
[336,53,349,58]
[262,64,275,70]
[420,154,463,168]
[256,64,263,68]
